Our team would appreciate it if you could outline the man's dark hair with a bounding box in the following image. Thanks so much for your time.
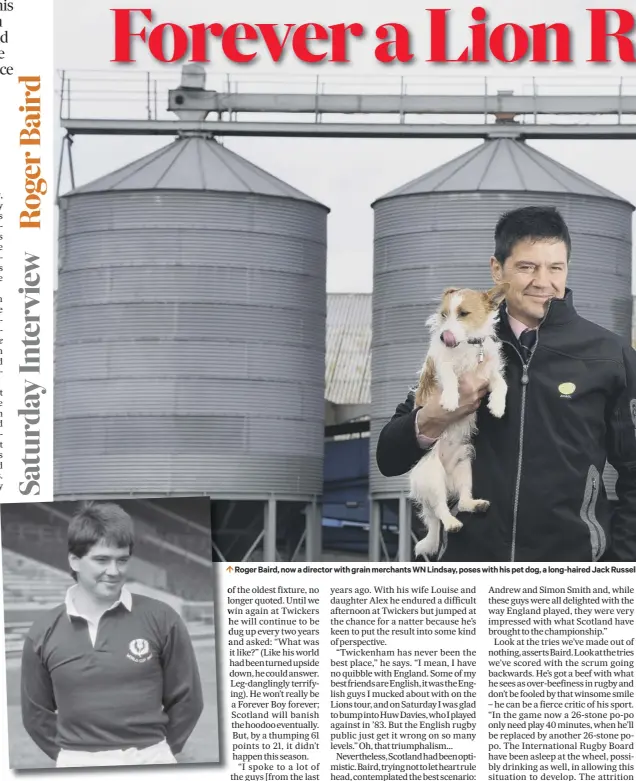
[494,206,571,264]
[68,501,135,560]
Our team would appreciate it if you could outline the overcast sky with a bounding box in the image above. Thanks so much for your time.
[54,0,636,293]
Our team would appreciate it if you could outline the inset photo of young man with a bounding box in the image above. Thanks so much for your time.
[1,497,219,769]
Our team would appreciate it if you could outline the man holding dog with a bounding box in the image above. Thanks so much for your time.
[376,206,636,562]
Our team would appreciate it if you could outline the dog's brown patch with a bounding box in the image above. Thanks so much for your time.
[415,356,437,406]
[440,287,461,319]
[451,289,494,332]
[483,282,510,310]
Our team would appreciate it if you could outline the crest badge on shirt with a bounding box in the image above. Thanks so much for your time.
[127,638,153,663]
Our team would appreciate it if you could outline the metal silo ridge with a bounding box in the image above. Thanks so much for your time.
[151,135,192,188]
[199,136,256,194]
[432,141,492,192]
[195,136,207,190]
[420,141,490,193]
[472,138,501,190]
[495,139,526,191]
[518,143,578,195]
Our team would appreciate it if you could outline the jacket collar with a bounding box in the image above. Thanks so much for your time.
[497,288,577,340]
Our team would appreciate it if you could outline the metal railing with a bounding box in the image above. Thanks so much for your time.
[58,69,636,125]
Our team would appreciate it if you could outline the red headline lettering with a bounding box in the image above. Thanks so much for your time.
[111,8,636,65]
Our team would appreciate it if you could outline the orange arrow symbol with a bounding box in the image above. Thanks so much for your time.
[226,565,233,573]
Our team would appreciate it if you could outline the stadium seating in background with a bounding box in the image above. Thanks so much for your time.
[124,499,212,560]
[1,502,214,601]
[3,550,74,656]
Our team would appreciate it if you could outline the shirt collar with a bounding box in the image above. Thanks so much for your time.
[65,584,133,619]
[507,313,534,339]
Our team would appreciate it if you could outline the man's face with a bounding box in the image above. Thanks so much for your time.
[491,238,568,328]
[69,540,131,602]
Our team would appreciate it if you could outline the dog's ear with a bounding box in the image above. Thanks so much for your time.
[485,282,509,308]
[443,286,460,297]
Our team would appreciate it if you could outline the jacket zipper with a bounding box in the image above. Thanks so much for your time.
[499,300,557,561]
[499,328,541,562]
[586,475,600,558]
[589,476,597,512]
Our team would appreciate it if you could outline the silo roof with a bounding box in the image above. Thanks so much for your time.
[67,135,326,206]
[375,138,631,205]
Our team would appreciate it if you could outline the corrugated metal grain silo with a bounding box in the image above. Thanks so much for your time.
[55,136,329,520]
[369,137,633,555]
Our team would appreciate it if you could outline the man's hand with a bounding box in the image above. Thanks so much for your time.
[416,372,489,439]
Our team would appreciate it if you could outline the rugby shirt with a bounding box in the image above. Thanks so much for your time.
[66,584,133,646]
[21,591,204,758]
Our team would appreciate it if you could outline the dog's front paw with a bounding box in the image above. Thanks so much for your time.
[440,390,460,411]
[488,395,506,418]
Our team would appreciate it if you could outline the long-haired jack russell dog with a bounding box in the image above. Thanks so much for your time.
[410,284,509,559]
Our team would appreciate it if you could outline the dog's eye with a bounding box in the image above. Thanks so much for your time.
[457,310,469,318]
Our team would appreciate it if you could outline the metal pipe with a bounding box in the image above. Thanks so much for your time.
[60,118,636,140]
[369,500,381,562]
[264,497,277,562]
[398,496,410,562]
